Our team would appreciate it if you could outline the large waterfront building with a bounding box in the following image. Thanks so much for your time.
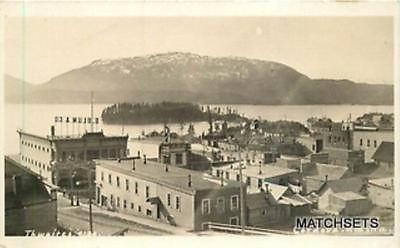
[94,158,244,231]
[18,127,128,186]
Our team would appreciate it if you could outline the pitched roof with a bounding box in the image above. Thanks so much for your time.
[368,177,393,190]
[320,177,365,194]
[372,142,394,163]
[331,191,367,201]
[265,183,288,201]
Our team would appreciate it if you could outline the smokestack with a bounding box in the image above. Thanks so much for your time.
[143,154,147,164]
[12,175,22,196]
[51,125,55,136]
[132,159,135,171]
[188,174,192,187]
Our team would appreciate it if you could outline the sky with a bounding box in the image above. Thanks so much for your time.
[5,16,394,85]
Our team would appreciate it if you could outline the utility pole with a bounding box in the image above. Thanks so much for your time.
[88,164,93,233]
[238,147,245,234]
[90,91,94,133]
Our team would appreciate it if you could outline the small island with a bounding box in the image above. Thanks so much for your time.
[101,102,245,125]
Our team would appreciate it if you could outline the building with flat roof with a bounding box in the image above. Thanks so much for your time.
[95,158,244,231]
[212,163,299,193]
[18,128,128,187]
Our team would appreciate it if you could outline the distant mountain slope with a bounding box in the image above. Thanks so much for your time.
[4,52,394,104]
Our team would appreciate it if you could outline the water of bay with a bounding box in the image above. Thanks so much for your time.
[4,103,393,156]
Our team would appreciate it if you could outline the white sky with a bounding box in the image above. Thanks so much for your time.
[5,16,394,85]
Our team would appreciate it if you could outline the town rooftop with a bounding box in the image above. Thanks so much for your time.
[95,158,241,194]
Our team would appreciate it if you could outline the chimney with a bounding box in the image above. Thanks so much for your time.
[12,175,22,196]
[50,125,55,136]
[188,174,192,187]
[132,159,136,171]
[143,154,147,164]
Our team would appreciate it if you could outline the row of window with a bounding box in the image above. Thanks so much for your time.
[201,195,239,215]
[166,193,181,210]
[21,140,50,153]
[328,135,347,144]
[109,194,152,216]
[22,155,51,172]
[359,138,378,148]
[102,172,151,198]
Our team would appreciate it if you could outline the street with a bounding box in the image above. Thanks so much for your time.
[57,195,173,236]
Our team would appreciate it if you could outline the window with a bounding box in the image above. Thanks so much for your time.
[258,179,263,188]
[216,170,220,177]
[138,205,142,212]
[175,196,181,210]
[231,195,239,210]
[108,174,112,184]
[374,140,377,148]
[101,172,104,181]
[229,216,239,226]
[202,199,210,215]
[360,139,363,146]
[145,186,150,198]
[225,172,229,180]
[367,139,371,147]
[329,136,332,143]
[262,209,267,216]
[116,176,120,187]
[236,174,240,182]
[216,197,225,213]
[126,179,129,191]
[117,197,120,207]
[146,209,152,216]
[123,200,127,209]
[176,153,183,165]
[131,203,134,209]
[167,193,171,207]
[246,177,251,186]
[135,182,138,194]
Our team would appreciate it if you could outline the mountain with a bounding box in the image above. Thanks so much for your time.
[4,52,394,104]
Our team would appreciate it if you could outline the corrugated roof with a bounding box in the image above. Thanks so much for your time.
[372,142,394,163]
